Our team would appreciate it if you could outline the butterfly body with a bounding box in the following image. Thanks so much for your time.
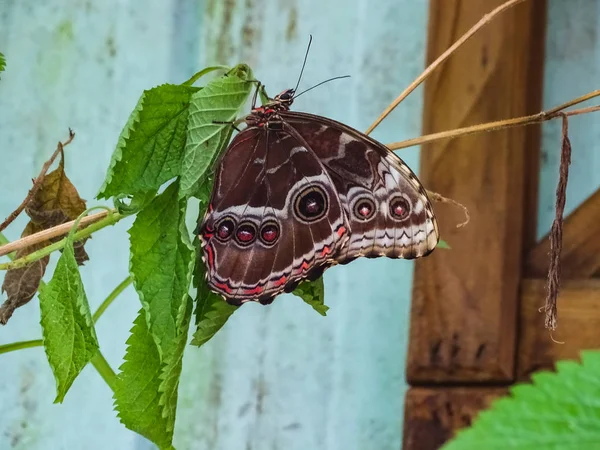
[199,89,438,305]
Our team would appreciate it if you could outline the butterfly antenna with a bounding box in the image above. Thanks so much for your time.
[294,75,351,98]
[293,35,313,94]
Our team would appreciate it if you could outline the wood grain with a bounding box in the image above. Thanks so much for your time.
[403,387,507,450]
[407,0,547,383]
[517,278,600,379]
[526,187,600,278]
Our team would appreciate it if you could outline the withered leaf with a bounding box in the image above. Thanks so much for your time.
[1,153,89,324]
[72,240,89,266]
[25,155,87,227]
[0,223,50,324]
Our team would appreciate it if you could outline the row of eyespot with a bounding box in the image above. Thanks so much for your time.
[212,197,411,246]
[214,218,280,246]
[353,197,410,221]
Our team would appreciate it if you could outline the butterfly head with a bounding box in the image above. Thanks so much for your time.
[272,88,295,110]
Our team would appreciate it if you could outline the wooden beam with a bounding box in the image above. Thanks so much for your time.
[517,278,600,379]
[403,387,507,450]
[407,0,547,383]
[525,187,600,278]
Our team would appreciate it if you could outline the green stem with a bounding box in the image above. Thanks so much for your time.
[93,275,133,323]
[0,339,43,354]
[0,212,122,271]
[182,65,230,86]
[0,232,15,260]
[0,273,130,393]
[0,277,130,353]
[0,340,118,392]
[90,351,118,392]
[68,206,113,242]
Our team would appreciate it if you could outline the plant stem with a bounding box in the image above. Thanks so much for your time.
[91,351,118,392]
[0,276,128,392]
[387,98,600,151]
[0,209,116,258]
[365,0,527,135]
[0,211,122,270]
[93,276,133,323]
[0,340,118,392]
[0,232,15,260]
[182,65,230,86]
[0,339,42,354]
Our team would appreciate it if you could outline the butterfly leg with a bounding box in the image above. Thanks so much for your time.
[249,81,272,109]
[212,120,241,132]
[250,81,262,109]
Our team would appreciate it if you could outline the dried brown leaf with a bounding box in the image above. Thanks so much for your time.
[26,156,87,227]
[0,223,50,324]
[0,153,89,324]
[72,240,90,266]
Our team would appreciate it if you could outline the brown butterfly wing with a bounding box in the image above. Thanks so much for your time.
[200,126,349,305]
[280,111,439,262]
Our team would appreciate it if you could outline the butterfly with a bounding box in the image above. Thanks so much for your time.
[197,82,439,306]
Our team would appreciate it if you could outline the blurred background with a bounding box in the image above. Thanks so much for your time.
[0,1,599,449]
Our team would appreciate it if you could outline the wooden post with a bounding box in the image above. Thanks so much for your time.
[403,388,507,450]
[404,0,547,448]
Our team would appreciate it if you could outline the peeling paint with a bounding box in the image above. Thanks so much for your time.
[254,375,267,417]
[241,0,256,48]
[5,369,40,450]
[207,0,217,18]
[216,0,236,63]
[286,4,298,42]
[207,370,223,449]
[56,20,74,42]
[105,35,117,58]
[238,401,252,418]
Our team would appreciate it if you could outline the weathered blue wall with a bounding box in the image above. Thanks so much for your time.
[538,0,600,238]
[0,1,598,449]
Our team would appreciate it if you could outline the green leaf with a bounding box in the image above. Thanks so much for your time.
[191,269,238,347]
[38,238,99,403]
[129,181,194,360]
[97,84,200,199]
[115,297,193,448]
[443,351,600,450]
[114,308,172,449]
[292,278,329,316]
[437,239,451,249]
[180,64,254,198]
[158,295,193,433]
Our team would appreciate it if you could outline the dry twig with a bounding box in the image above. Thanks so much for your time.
[0,129,75,233]
[387,95,600,151]
[427,190,470,228]
[544,114,571,331]
[366,0,527,135]
[0,210,111,258]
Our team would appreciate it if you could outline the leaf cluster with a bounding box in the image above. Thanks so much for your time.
[0,64,329,449]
